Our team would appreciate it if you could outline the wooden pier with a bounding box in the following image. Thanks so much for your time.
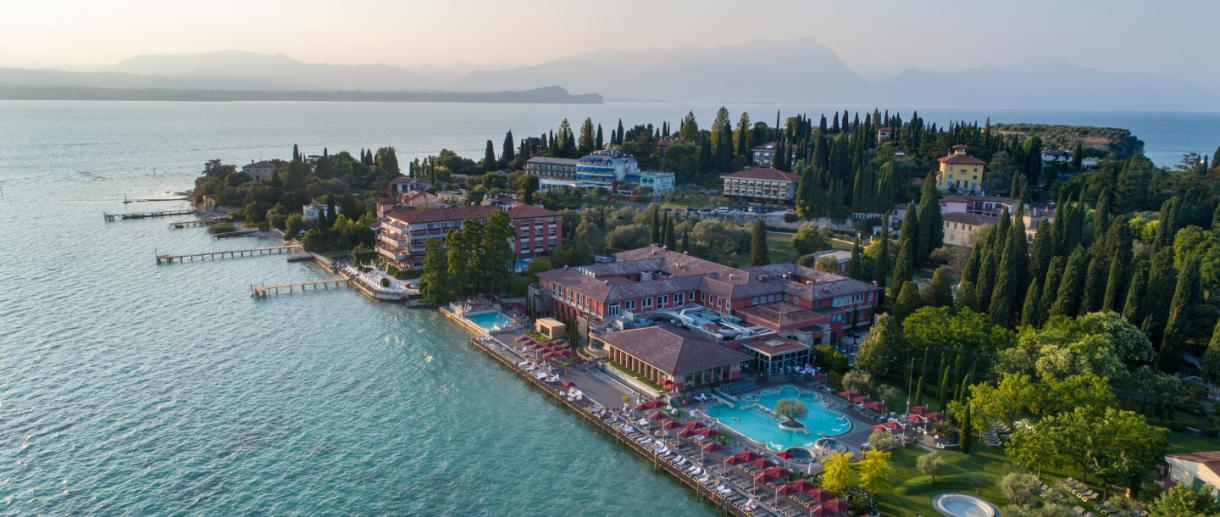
[251,278,347,298]
[156,244,301,265]
[123,194,191,204]
[168,219,222,229]
[104,209,196,222]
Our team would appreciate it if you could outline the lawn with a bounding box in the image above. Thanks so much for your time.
[877,447,1015,515]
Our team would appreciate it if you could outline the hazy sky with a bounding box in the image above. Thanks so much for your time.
[6,0,1219,86]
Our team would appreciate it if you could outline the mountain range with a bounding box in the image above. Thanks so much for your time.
[2,40,1217,110]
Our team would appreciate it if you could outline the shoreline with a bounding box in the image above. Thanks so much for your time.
[449,323,748,516]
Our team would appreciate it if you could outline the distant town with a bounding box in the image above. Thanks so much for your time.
[182,108,1220,517]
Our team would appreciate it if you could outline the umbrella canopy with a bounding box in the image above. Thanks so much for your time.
[726,450,763,464]
[805,488,834,503]
[851,395,870,405]
[750,458,777,470]
[865,400,885,412]
[663,420,681,429]
[682,420,705,429]
[678,428,696,438]
[815,498,852,515]
[784,479,817,493]
[648,411,669,421]
[562,380,575,388]
[907,414,926,425]
[925,411,944,422]
[777,450,794,459]
[764,466,790,478]
[635,400,660,411]
[837,390,857,400]
[754,470,778,483]
[910,405,927,416]
[701,441,722,452]
[870,424,887,433]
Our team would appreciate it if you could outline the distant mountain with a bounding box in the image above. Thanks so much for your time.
[112,50,434,90]
[452,38,868,103]
[0,83,601,103]
[880,59,1220,111]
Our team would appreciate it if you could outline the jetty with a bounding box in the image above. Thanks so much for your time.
[168,218,223,229]
[212,229,258,239]
[155,244,301,265]
[104,209,195,222]
[252,278,346,298]
[123,194,191,204]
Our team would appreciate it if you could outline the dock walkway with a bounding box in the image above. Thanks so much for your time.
[252,278,346,298]
[156,244,300,265]
[104,209,196,222]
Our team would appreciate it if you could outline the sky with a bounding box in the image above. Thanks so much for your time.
[5,0,1219,87]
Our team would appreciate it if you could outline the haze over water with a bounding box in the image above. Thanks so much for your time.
[0,100,1216,514]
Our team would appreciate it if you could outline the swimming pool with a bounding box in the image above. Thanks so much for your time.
[466,311,515,331]
[705,385,850,451]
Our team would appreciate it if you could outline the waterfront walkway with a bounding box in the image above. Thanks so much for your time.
[464,328,855,517]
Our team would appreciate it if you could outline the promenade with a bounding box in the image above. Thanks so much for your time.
[464,328,857,517]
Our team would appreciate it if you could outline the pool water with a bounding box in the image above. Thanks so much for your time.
[706,385,850,451]
[935,494,996,517]
[467,311,515,330]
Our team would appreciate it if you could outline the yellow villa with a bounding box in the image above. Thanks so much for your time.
[936,144,986,194]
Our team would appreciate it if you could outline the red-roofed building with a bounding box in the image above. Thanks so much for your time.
[375,204,561,268]
[936,145,987,194]
[536,245,879,345]
[720,167,800,203]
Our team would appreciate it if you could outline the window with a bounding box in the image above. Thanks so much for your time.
[643,297,653,308]
[609,304,621,316]
[674,292,684,306]
[626,300,636,310]
[659,295,669,306]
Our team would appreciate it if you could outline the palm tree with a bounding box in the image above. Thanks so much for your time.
[774,398,807,425]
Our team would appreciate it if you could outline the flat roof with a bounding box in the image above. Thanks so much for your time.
[740,337,810,357]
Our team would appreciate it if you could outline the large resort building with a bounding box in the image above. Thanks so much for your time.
[720,167,800,203]
[594,326,748,391]
[376,203,561,268]
[535,245,879,348]
[526,151,674,195]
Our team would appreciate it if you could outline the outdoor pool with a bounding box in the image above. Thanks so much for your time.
[466,311,515,331]
[705,385,850,451]
[932,493,997,517]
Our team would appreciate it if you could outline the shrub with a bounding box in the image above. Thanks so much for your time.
[207,222,237,234]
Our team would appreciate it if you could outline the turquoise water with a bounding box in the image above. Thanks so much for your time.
[706,386,850,451]
[467,311,514,330]
[0,100,1214,514]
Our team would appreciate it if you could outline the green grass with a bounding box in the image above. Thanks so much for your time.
[877,447,1014,515]
[767,233,798,263]
[1166,430,1218,454]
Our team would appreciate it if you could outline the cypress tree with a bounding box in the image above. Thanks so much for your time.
[989,236,1019,327]
[937,352,952,405]
[1159,257,1201,372]
[1081,253,1109,313]
[595,124,604,150]
[958,243,983,306]
[873,220,892,291]
[893,235,915,287]
[1051,248,1089,317]
[926,267,954,307]
[663,215,676,250]
[483,140,497,171]
[1144,249,1177,344]
[1102,218,1134,312]
[649,209,661,244]
[1122,260,1149,324]
[1020,278,1043,327]
[1008,206,1030,304]
[502,131,515,163]
[976,210,1010,313]
[915,172,943,264]
[1040,256,1066,316]
[1153,198,1179,248]
[750,219,769,266]
[680,227,690,253]
[1203,320,1220,382]
[893,281,922,321]
[848,236,867,280]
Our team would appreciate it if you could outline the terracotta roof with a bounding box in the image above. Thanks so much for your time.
[938,154,986,166]
[597,325,748,376]
[943,212,998,226]
[385,205,496,225]
[1167,451,1220,479]
[721,167,799,183]
[506,204,558,219]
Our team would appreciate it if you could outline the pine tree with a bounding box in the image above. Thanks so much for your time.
[750,219,769,266]
[1159,257,1201,372]
[915,172,943,264]
[1051,248,1089,317]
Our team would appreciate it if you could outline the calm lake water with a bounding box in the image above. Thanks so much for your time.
[0,100,1216,515]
